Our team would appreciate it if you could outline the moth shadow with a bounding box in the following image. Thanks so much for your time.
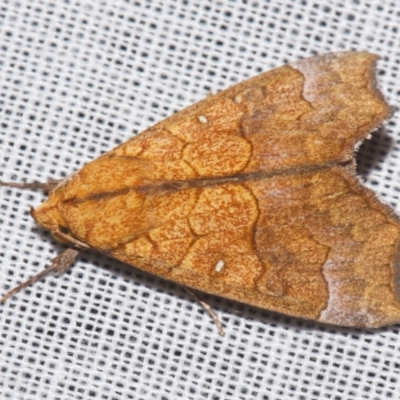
[75,249,302,334]
[78,249,232,319]
[217,297,400,339]
[66,247,400,338]
[356,125,393,180]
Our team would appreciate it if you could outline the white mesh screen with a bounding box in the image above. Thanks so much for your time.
[1,1,400,399]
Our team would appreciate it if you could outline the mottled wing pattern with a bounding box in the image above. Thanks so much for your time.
[33,52,400,327]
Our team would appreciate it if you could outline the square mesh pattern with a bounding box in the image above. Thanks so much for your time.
[1,1,400,399]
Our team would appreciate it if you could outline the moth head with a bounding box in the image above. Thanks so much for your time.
[30,195,72,245]
[30,185,90,250]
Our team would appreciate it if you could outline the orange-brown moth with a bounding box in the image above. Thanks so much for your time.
[2,52,400,330]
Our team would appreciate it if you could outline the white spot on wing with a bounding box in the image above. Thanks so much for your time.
[214,260,224,272]
[198,115,208,124]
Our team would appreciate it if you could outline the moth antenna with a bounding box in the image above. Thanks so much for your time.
[0,172,78,193]
[184,287,225,337]
[1,248,80,303]
[0,178,61,193]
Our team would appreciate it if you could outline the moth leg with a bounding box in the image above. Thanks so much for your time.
[183,287,225,337]
[1,248,80,303]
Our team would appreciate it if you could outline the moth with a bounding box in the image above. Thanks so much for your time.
[2,52,400,331]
